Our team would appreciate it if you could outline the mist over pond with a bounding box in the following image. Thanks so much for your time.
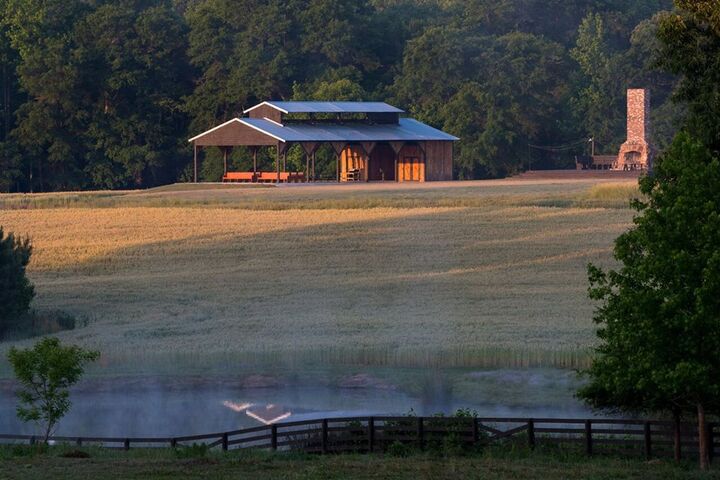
[1,367,593,437]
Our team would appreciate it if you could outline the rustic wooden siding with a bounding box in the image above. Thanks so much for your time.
[424,141,453,181]
[397,144,425,182]
[194,121,277,147]
[247,105,283,123]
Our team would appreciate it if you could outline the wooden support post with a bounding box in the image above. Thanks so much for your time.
[223,147,228,176]
[417,417,424,450]
[282,151,286,172]
[336,153,340,182]
[585,420,593,456]
[193,144,198,183]
[271,425,278,451]
[644,422,652,459]
[528,419,535,450]
[253,147,258,175]
[305,153,309,183]
[394,153,399,183]
[276,144,281,183]
[29,436,35,446]
[322,419,328,454]
[368,417,375,453]
[312,152,316,182]
[76,438,82,447]
[472,418,480,445]
[124,438,130,451]
[170,438,177,448]
[222,433,228,451]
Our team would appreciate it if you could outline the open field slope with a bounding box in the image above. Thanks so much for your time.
[0,180,639,369]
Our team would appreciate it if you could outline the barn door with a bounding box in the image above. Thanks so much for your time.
[401,156,421,181]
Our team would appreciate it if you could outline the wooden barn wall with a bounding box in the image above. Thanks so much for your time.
[424,141,453,181]
[340,145,368,181]
[398,144,425,182]
[194,121,277,147]
[247,105,283,123]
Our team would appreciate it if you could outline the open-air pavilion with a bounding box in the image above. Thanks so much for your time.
[188,101,458,183]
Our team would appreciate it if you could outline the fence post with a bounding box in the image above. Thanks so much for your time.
[222,433,228,452]
[321,419,328,454]
[528,419,535,450]
[124,438,130,451]
[271,425,278,451]
[170,438,177,448]
[417,417,424,450]
[76,438,82,447]
[644,422,652,460]
[472,418,480,445]
[368,417,375,453]
[29,436,35,446]
[584,420,593,456]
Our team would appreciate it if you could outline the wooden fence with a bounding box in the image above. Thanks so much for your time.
[0,417,717,461]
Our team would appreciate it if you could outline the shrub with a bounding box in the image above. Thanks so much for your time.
[387,440,412,458]
[8,338,100,443]
[174,443,209,459]
[0,227,34,339]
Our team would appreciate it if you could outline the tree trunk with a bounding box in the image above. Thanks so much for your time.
[698,403,710,470]
[44,421,54,445]
[673,409,682,463]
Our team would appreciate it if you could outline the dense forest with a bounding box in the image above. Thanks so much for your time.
[0,0,683,191]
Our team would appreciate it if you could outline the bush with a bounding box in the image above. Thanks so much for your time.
[0,227,34,339]
[174,443,209,459]
[387,441,412,458]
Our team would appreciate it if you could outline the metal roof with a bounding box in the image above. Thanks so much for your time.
[239,118,458,142]
[244,101,404,114]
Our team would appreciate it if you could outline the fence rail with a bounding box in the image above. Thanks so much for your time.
[0,417,716,461]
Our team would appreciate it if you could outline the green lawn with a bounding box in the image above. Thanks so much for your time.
[1,445,717,480]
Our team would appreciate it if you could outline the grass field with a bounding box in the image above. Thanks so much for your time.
[0,179,639,371]
[1,445,716,480]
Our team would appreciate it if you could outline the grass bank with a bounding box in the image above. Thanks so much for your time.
[0,444,715,480]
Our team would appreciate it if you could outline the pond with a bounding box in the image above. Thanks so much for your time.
[0,367,593,437]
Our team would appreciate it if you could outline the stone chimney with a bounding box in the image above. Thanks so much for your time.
[617,89,652,170]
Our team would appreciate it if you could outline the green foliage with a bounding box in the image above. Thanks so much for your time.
[387,440,413,457]
[0,0,683,189]
[578,132,720,464]
[657,1,720,151]
[8,337,100,443]
[174,443,208,459]
[0,227,33,338]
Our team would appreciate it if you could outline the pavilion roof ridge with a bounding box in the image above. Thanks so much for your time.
[243,101,404,115]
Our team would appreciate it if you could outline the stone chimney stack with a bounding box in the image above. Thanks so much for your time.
[617,89,652,171]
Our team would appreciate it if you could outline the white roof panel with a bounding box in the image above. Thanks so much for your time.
[239,118,458,142]
[244,101,404,114]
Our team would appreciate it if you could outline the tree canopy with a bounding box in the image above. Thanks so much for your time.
[0,0,682,190]
[0,226,33,339]
[579,0,720,470]
[8,337,99,443]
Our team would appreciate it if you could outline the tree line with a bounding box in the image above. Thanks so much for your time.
[0,0,680,191]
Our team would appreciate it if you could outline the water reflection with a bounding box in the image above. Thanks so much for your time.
[0,368,592,437]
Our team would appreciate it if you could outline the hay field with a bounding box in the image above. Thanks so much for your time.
[0,180,639,369]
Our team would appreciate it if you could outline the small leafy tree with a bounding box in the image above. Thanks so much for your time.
[0,227,34,338]
[578,133,720,470]
[8,337,99,443]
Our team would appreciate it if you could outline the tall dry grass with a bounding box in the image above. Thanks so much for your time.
[0,180,635,370]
